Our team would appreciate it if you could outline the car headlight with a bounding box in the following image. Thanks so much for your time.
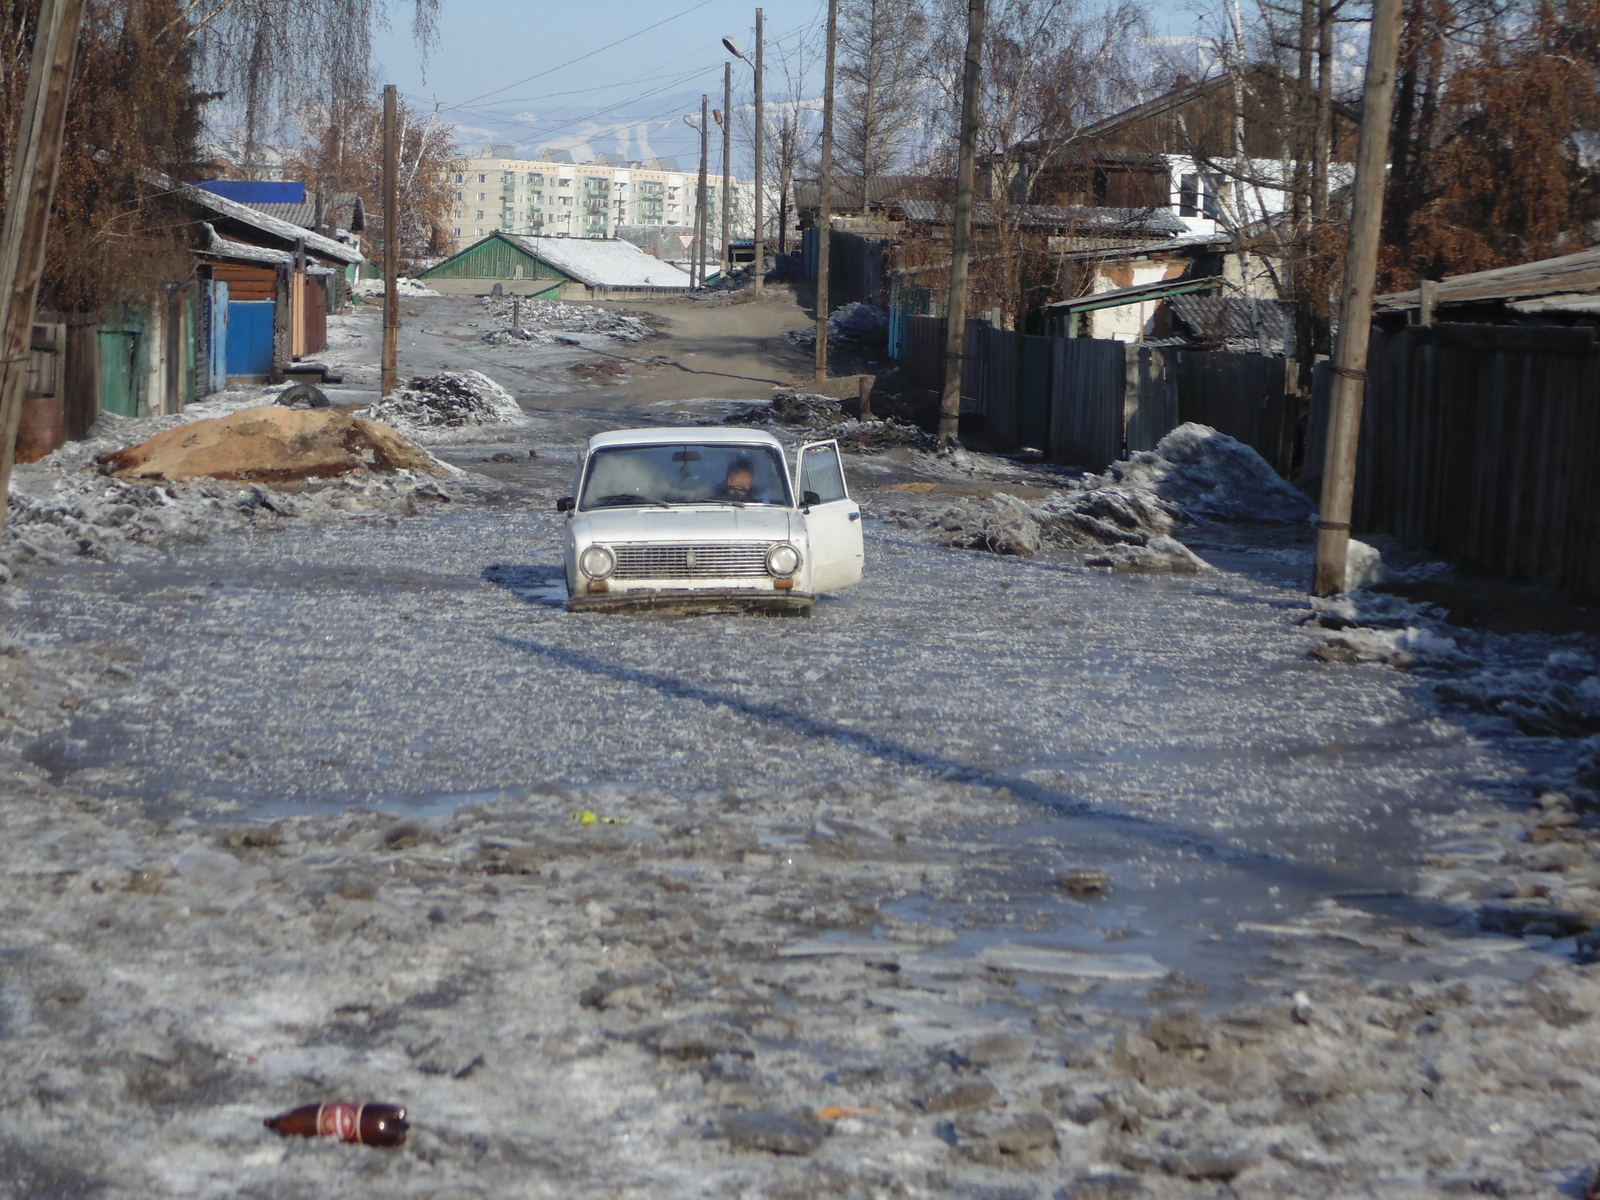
[579,545,615,579]
[766,542,801,577]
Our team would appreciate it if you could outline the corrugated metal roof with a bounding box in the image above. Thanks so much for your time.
[895,199,1188,235]
[1376,245,1600,311]
[248,193,365,234]
[1169,293,1293,353]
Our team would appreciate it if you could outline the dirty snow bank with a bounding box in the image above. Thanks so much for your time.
[906,425,1305,571]
[2,436,458,589]
[360,371,529,443]
[786,302,889,349]
[725,391,935,451]
[354,277,440,298]
[479,295,654,344]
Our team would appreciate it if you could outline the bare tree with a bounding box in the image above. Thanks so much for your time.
[288,90,461,264]
[920,0,1153,324]
[185,0,440,177]
[836,0,928,199]
[756,22,823,255]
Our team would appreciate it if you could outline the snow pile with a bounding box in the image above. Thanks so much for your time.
[361,371,528,442]
[2,441,457,588]
[1436,649,1600,737]
[725,393,935,451]
[930,482,1207,571]
[354,277,440,298]
[480,295,653,343]
[786,302,890,349]
[1109,422,1315,523]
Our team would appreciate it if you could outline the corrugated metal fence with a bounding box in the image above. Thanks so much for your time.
[1341,323,1600,600]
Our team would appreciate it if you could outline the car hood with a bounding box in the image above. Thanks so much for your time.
[572,505,797,544]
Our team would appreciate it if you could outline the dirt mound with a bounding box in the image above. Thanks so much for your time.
[96,405,450,483]
[361,371,527,441]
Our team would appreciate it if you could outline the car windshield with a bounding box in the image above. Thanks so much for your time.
[580,443,792,510]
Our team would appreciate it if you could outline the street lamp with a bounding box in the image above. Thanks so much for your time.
[722,10,763,292]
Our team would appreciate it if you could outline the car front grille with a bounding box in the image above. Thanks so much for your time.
[612,543,772,580]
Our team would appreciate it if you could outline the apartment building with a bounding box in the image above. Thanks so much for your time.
[441,147,753,257]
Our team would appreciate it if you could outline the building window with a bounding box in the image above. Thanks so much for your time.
[454,173,463,183]
[1178,174,1199,217]
[1202,173,1227,219]
[476,210,484,219]
[558,178,570,187]
[478,174,487,183]
[452,227,460,236]
[452,191,462,201]
[474,227,482,235]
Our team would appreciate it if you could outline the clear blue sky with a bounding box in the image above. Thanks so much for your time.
[374,0,1201,171]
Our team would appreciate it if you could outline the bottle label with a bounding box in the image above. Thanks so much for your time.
[316,1102,363,1143]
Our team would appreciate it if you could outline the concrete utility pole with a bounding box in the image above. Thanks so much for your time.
[696,93,710,288]
[753,7,765,294]
[381,84,399,397]
[814,0,838,381]
[720,63,732,281]
[0,0,85,535]
[939,0,985,447]
[1311,0,1401,597]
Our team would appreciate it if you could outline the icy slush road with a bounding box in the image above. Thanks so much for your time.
[15,486,1514,999]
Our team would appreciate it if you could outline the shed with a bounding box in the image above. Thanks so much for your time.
[421,231,691,299]
[1375,245,1600,326]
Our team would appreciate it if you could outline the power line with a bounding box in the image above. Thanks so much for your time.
[447,0,717,111]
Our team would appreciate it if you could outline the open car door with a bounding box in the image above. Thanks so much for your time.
[796,440,864,593]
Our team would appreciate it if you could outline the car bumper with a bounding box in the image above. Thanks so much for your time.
[567,586,814,615]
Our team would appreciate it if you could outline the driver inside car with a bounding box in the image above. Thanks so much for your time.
[718,456,756,502]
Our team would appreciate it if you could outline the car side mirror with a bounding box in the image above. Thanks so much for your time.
[556,496,574,512]
[802,490,821,508]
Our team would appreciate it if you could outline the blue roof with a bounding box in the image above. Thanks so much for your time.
[193,180,306,205]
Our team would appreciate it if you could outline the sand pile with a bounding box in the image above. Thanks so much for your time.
[95,405,450,483]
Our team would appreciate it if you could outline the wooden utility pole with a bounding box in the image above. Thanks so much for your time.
[939,0,985,447]
[814,0,838,381]
[720,63,732,281]
[0,0,86,535]
[1311,0,1401,597]
[381,84,399,397]
[753,7,765,293]
[696,93,710,287]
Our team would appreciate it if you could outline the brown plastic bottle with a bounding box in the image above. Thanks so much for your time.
[263,1102,408,1147]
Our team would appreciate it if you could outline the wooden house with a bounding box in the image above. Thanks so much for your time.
[420,231,690,299]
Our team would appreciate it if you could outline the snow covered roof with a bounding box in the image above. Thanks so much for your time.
[502,233,691,289]
[894,199,1189,236]
[199,222,293,267]
[148,170,364,265]
[588,428,784,451]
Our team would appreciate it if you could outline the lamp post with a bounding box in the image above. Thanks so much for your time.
[722,11,764,292]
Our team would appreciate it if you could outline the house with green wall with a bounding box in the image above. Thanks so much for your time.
[420,231,691,300]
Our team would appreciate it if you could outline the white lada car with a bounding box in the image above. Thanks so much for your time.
[557,428,864,614]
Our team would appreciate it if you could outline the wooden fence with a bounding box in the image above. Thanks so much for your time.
[1344,323,1600,600]
[898,320,1294,474]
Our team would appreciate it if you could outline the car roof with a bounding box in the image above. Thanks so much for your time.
[586,427,786,451]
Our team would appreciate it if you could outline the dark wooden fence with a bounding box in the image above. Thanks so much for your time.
[1344,323,1600,600]
[898,321,1294,474]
